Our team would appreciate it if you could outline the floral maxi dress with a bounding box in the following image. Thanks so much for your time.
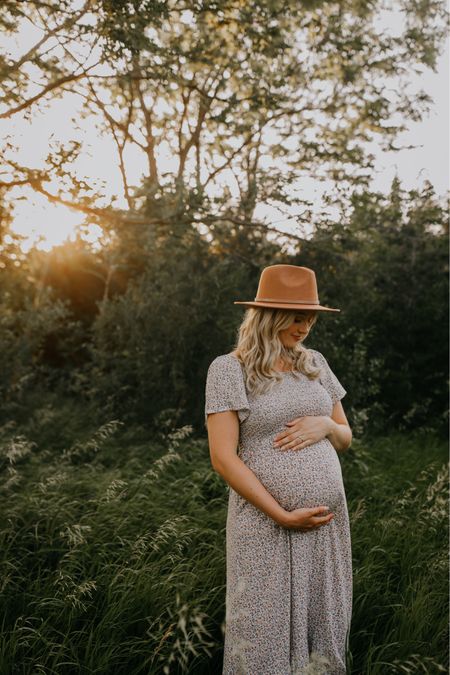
[204,349,353,675]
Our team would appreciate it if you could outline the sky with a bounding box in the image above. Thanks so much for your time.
[2,6,449,251]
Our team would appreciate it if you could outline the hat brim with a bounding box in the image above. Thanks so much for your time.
[233,301,340,312]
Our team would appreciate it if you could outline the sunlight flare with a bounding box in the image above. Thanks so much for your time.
[10,198,101,252]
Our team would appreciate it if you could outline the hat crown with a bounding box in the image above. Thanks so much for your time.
[255,265,319,305]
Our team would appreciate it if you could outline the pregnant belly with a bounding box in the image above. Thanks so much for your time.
[242,438,346,512]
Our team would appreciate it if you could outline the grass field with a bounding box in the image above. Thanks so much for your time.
[0,395,448,674]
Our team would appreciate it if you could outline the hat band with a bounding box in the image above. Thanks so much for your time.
[255,297,320,305]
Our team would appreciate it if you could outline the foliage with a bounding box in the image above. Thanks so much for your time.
[0,228,77,410]
[292,178,449,434]
[88,222,283,425]
[344,432,449,674]
[0,0,448,435]
[0,405,447,673]
[0,180,447,438]
[0,0,448,236]
[80,180,447,436]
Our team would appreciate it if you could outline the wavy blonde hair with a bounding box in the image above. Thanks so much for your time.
[232,307,322,396]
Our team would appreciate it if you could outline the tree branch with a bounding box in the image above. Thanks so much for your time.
[0,66,99,119]
[3,0,92,75]
[134,65,159,186]
[193,215,306,243]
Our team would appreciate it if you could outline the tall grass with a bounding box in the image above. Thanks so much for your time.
[345,433,448,674]
[0,395,447,674]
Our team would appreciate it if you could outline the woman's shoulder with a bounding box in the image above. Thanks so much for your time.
[304,348,331,373]
[206,353,247,391]
[207,351,242,372]
[305,347,323,362]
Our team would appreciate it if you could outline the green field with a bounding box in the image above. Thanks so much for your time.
[0,396,448,674]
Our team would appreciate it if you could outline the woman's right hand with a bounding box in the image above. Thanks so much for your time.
[279,506,334,531]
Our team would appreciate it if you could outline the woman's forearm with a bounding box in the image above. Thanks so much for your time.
[325,418,352,452]
[212,455,288,526]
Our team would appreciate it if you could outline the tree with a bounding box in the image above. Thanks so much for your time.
[295,177,449,433]
[0,0,448,248]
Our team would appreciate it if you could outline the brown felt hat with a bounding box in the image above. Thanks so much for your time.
[234,264,340,312]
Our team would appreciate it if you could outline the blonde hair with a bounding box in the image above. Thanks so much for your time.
[232,307,322,396]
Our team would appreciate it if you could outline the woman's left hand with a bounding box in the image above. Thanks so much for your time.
[273,415,331,451]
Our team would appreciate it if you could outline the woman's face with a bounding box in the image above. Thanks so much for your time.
[278,310,317,348]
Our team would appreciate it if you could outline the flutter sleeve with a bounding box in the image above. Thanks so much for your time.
[311,349,347,404]
[204,355,250,427]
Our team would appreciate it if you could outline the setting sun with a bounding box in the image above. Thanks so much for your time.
[10,191,102,252]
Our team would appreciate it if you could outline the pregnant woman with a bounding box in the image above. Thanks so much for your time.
[205,264,353,675]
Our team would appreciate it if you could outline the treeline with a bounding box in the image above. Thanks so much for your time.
[1,177,448,437]
[1,0,448,439]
